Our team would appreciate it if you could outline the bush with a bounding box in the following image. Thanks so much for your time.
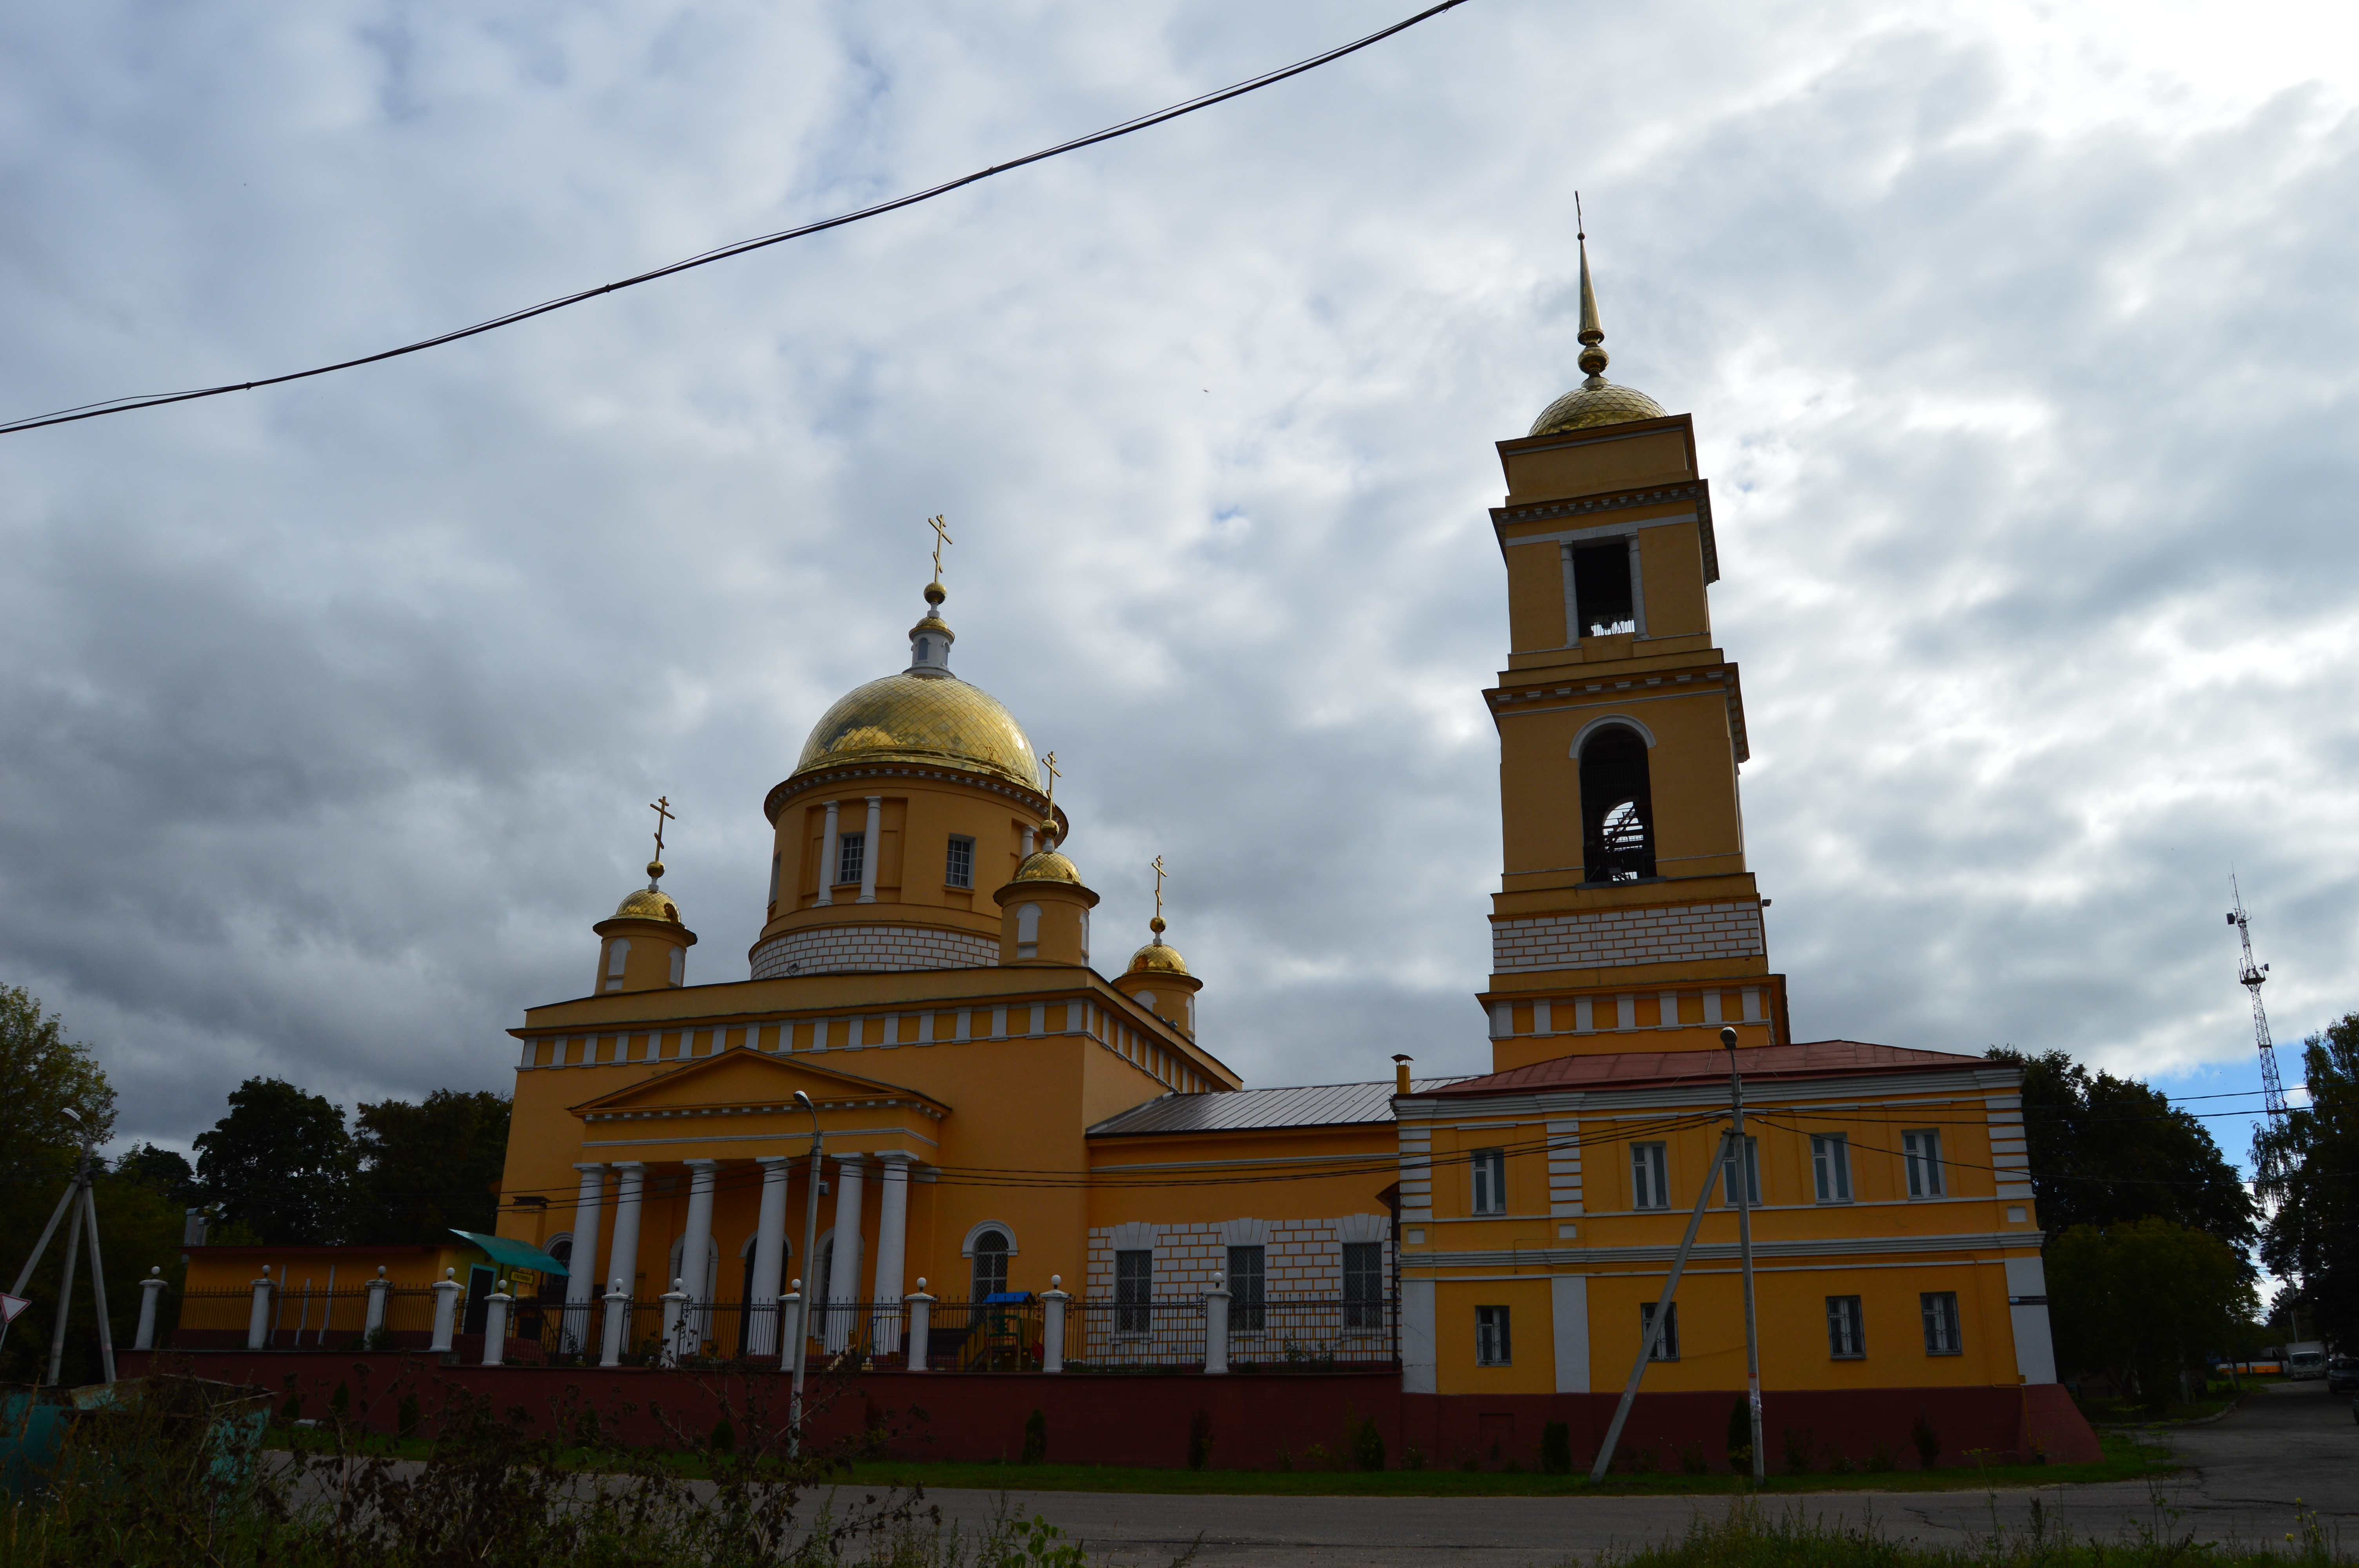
[396,1392,420,1438]
[1725,1396,1752,1474]
[1351,1415,1387,1472]
[1781,1427,1815,1476]
[1912,1410,1941,1469]
[1680,1441,1710,1475]
[1866,1439,1898,1473]
[1400,1443,1426,1472]
[1021,1406,1047,1464]
[1186,1407,1213,1471]
[1539,1420,1573,1475]
[709,1414,735,1454]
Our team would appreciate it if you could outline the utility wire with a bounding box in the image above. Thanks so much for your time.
[0,0,1471,438]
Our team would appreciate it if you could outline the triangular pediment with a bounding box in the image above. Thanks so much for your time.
[567,1046,951,1120]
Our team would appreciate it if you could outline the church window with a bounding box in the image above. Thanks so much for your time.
[1812,1136,1853,1202]
[1342,1242,1384,1328]
[1719,1136,1761,1208]
[1579,727,1656,882]
[1079,909,1089,961]
[1571,540,1637,637]
[971,1229,1010,1299]
[1641,1300,1679,1360]
[603,939,629,992]
[1920,1291,1962,1355]
[1630,1143,1669,1209]
[668,947,685,987]
[915,635,931,662]
[1016,902,1040,959]
[945,835,974,889]
[1227,1245,1265,1332]
[1115,1249,1152,1332]
[1476,1305,1513,1365]
[1470,1148,1507,1214]
[836,831,866,887]
[1902,1130,1945,1197]
[1827,1295,1865,1358]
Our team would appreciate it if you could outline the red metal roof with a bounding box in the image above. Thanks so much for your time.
[1413,1040,1992,1099]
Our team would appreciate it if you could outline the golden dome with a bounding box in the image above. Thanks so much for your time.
[1530,380,1667,436]
[792,673,1040,793]
[1011,849,1082,886]
[1127,938,1189,977]
[613,887,683,924]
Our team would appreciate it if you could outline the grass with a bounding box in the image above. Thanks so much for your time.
[2078,1378,2251,1426]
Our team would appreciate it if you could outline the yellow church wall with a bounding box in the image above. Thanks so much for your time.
[1504,540,1568,653]
[1636,520,1711,642]
[1083,1122,1399,1233]
[1498,420,1696,506]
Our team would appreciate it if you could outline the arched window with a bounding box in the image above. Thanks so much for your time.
[1579,726,1656,882]
[1015,903,1041,959]
[970,1229,1010,1300]
[604,938,631,992]
[668,946,685,986]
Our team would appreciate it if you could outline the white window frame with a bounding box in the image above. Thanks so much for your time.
[1470,1148,1508,1215]
[1719,1135,1761,1208]
[1226,1245,1266,1334]
[1341,1241,1384,1332]
[1812,1135,1852,1203]
[1826,1295,1865,1359]
[1475,1305,1512,1366]
[1114,1249,1152,1334]
[1641,1300,1679,1361]
[835,831,866,888]
[1903,1130,1945,1198]
[945,835,975,889]
[1921,1290,1962,1355]
[1631,1143,1669,1210]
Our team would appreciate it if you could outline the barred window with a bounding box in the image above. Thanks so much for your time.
[1471,1148,1507,1215]
[1921,1291,1962,1355]
[1227,1245,1265,1333]
[1115,1249,1152,1333]
[1476,1305,1512,1366]
[1826,1295,1864,1358]
[945,835,975,889]
[1342,1242,1385,1328]
[1720,1136,1761,1208]
[836,831,866,887]
[970,1230,1009,1300]
[1631,1143,1669,1210]
[1903,1131,1945,1197]
[1641,1300,1679,1361]
[1812,1136,1852,1203]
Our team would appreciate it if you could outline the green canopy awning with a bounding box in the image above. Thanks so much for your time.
[450,1229,568,1278]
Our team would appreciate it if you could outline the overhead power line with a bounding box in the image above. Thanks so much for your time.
[0,0,1471,438]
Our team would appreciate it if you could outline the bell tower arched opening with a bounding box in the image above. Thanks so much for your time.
[1578,726,1656,883]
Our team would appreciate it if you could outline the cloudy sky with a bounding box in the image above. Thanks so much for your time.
[4,0,2355,1166]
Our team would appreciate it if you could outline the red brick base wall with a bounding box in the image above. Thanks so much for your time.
[118,1350,2098,1471]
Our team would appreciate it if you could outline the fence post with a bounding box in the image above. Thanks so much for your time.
[429,1269,464,1354]
[780,1281,804,1369]
[659,1278,690,1368]
[600,1279,630,1367]
[363,1267,390,1340]
[905,1280,934,1372]
[480,1281,512,1367]
[247,1267,275,1350]
[1040,1276,1070,1374]
[1203,1272,1230,1375]
[134,1267,165,1350]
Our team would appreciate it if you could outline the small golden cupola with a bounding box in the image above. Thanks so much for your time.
[590,798,698,994]
[996,808,1098,966]
[1112,857,1202,1036]
[1527,209,1666,437]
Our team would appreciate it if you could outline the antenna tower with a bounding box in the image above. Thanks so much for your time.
[2227,878,2287,1188]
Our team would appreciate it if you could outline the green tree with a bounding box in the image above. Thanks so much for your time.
[348,1089,512,1244]
[115,1143,197,1205]
[2046,1218,2255,1412]
[2256,1013,2359,1347]
[0,984,116,1191]
[1986,1047,2256,1252]
[193,1077,356,1245]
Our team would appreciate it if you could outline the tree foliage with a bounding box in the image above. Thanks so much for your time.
[0,983,116,1188]
[349,1088,511,1244]
[2046,1217,2254,1410]
[2256,1011,2359,1347]
[1985,1047,2255,1252]
[193,1076,357,1245]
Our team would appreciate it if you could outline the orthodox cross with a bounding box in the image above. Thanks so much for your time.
[1150,855,1167,923]
[648,795,676,860]
[1041,751,1060,815]
[927,514,953,585]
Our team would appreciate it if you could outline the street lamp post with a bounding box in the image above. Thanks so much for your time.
[1723,1025,1765,1484]
[789,1089,824,1455]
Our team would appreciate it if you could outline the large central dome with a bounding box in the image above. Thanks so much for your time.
[791,672,1040,793]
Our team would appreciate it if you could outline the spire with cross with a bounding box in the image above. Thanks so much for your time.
[1149,855,1169,942]
[927,514,953,586]
[646,795,676,887]
[1039,751,1061,845]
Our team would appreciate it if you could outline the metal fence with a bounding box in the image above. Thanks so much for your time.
[1225,1294,1397,1370]
[1069,1299,1206,1370]
[165,1285,445,1349]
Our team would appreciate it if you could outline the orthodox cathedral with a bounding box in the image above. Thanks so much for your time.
[490,237,2067,1420]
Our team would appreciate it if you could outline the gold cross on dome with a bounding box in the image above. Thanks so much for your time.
[1041,751,1060,813]
[927,514,953,584]
[649,795,676,858]
[1151,855,1167,922]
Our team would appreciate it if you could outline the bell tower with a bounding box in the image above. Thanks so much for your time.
[1481,229,1788,1070]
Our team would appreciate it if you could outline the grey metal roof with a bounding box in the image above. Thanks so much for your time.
[1086,1077,1471,1138]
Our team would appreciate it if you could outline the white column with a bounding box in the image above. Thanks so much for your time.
[135,1268,166,1350]
[1203,1273,1230,1375]
[429,1270,464,1354]
[748,1157,793,1356]
[824,1155,867,1352]
[680,1159,720,1334]
[363,1268,391,1339]
[856,796,883,903]
[817,801,840,906]
[603,1161,646,1314]
[1021,825,1036,857]
[1550,1275,1591,1392]
[869,1153,913,1354]
[1041,1276,1070,1374]
[247,1268,274,1350]
[482,1283,512,1366]
[563,1163,606,1356]
[600,1278,631,1367]
[906,1281,935,1372]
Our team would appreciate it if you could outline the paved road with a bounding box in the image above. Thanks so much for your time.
[908,1382,2359,1566]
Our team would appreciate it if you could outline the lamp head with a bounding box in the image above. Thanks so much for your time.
[792,1090,814,1109]
[1719,1026,1739,1050]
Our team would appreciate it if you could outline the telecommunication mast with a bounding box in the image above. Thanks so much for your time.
[2227,878,2287,1187]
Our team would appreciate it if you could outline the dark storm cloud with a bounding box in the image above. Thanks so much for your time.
[1,0,2354,1149]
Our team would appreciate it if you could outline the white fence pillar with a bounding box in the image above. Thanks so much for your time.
[482,1283,512,1366]
[134,1268,166,1350]
[906,1281,934,1372]
[429,1269,464,1354]
[246,1269,275,1350]
[600,1279,631,1367]
[1041,1277,1070,1374]
[780,1283,805,1368]
[659,1279,691,1367]
[363,1268,391,1340]
[1203,1273,1230,1375]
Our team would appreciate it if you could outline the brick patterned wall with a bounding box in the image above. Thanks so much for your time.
[1492,901,1764,973]
[1084,1218,1391,1300]
[749,924,998,979]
